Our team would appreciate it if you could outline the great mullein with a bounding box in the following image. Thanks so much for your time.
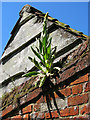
[22,12,58,87]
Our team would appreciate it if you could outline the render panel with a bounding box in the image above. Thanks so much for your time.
[0,27,78,85]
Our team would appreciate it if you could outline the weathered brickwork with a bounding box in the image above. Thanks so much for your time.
[1,73,90,120]
[1,39,89,120]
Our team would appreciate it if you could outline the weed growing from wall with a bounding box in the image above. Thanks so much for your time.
[23,13,61,87]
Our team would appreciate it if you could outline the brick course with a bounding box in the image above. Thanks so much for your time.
[80,104,90,115]
[34,104,40,111]
[60,106,79,117]
[26,88,42,102]
[68,94,89,106]
[2,105,13,117]
[23,114,29,119]
[1,39,89,120]
[22,104,32,114]
[70,73,88,85]
[72,84,83,95]
[45,111,59,119]
[60,87,71,97]
[11,115,22,120]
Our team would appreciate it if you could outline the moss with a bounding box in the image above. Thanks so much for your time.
[69,28,78,33]
[2,99,7,107]
[1,78,35,110]
[48,16,56,21]
[53,23,88,39]
[7,93,15,104]
[55,21,70,29]
[2,92,9,100]
[0,101,12,111]
[56,21,65,27]
[77,31,83,34]
[2,93,15,108]
[80,49,90,58]
[1,85,19,105]
[21,82,28,92]
[13,94,20,104]
[2,92,10,105]
[82,34,88,38]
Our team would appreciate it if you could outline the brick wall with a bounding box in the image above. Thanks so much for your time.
[1,40,89,119]
[1,73,90,120]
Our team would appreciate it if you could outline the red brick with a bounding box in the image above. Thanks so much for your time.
[72,84,83,95]
[59,88,71,97]
[80,104,90,115]
[85,82,90,92]
[37,96,44,103]
[52,111,59,118]
[22,105,32,114]
[54,88,71,98]
[60,106,79,117]
[45,111,58,119]
[11,115,22,120]
[59,67,76,83]
[45,112,50,119]
[70,74,88,85]
[27,88,42,102]
[34,104,40,111]
[23,114,29,119]
[2,105,13,117]
[68,94,88,106]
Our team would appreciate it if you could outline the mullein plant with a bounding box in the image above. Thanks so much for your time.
[23,12,60,87]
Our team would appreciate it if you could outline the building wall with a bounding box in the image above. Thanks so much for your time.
[1,39,90,119]
[1,72,90,119]
[0,5,89,119]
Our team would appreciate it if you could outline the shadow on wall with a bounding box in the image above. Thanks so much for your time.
[42,79,65,119]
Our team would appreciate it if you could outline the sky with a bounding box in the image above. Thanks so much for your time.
[0,1,89,57]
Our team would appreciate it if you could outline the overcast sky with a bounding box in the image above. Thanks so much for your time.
[0,2,88,57]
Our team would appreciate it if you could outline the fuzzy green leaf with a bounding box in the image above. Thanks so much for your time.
[31,46,44,63]
[33,58,45,73]
[42,36,47,53]
[22,71,40,77]
[47,37,52,56]
[39,39,43,54]
[39,76,46,87]
[23,12,58,88]
[34,58,41,69]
